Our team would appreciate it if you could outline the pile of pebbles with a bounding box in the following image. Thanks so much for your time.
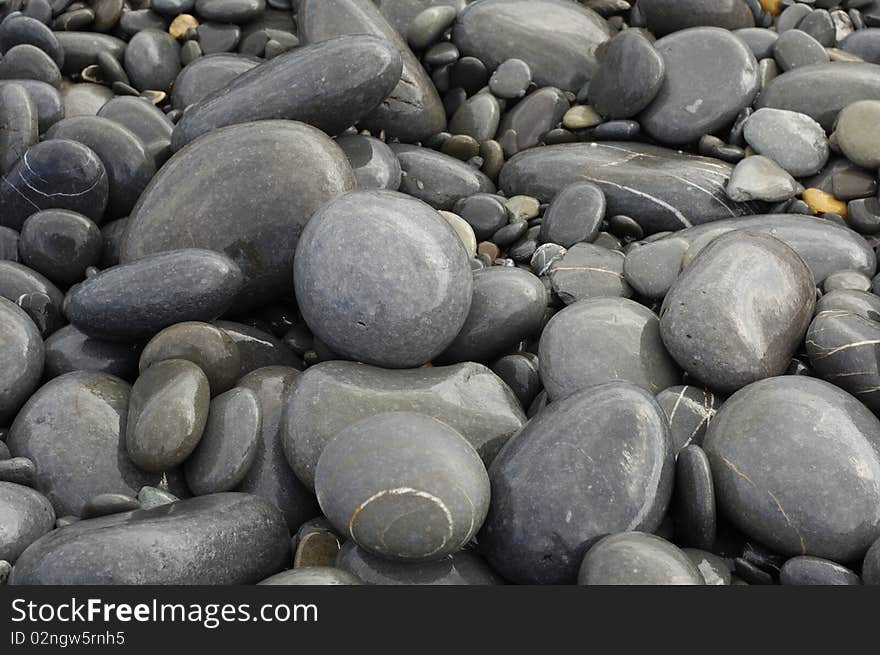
[4,0,880,587]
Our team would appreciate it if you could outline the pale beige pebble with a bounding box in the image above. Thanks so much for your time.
[440,210,478,258]
[504,195,540,222]
[563,105,603,130]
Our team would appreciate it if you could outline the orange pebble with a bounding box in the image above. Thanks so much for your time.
[169,14,199,39]
[802,188,848,217]
[759,0,781,16]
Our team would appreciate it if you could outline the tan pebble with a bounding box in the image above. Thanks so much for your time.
[439,210,478,258]
[504,195,540,222]
[477,241,501,260]
[563,105,603,130]
[803,188,848,216]
[759,0,781,15]
[169,14,199,40]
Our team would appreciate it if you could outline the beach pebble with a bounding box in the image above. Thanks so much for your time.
[578,532,704,585]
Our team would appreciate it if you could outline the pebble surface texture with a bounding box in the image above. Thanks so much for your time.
[3,0,880,590]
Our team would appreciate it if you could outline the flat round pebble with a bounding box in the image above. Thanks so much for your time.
[836,100,880,169]
[488,58,531,99]
[336,134,402,191]
[539,181,605,247]
[743,108,829,177]
[780,556,861,585]
[578,532,704,585]
[589,29,665,119]
[315,411,489,561]
[19,210,102,287]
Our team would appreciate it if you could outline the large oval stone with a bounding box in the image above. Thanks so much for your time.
[637,0,754,37]
[704,376,880,562]
[9,493,289,584]
[121,120,355,310]
[451,0,611,92]
[499,142,755,234]
[315,412,489,562]
[639,27,760,145]
[298,0,446,142]
[6,371,165,516]
[539,297,680,401]
[44,324,141,381]
[0,482,55,563]
[294,190,472,368]
[577,532,704,585]
[0,297,44,425]
[0,79,63,133]
[171,36,403,150]
[171,53,260,110]
[65,249,243,341]
[281,360,526,490]
[660,232,815,393]
[479,382,674,584]
[757,62,880,131]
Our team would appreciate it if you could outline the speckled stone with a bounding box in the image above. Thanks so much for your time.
[499,142,755,235]
[184,387,260,495]
[298,0,446,142]
[539,297,680,401]
[780,556,860,585]
[139,322,240,395]
[0,481,54,563]
[294,190,472,368]
[451,0,610,92]
[126,359,210,473]
[316,412,489,561]
[0,139,108,231]
[0,298,44,425]
[336,135,402,191]
[9,493,289,584]
[65,249,243,342]
[391,144,495,210]
[336,541,501,585]
[704,376,880,561]
[578,532,704,585]
[121,121,355,310]
[655,385,720,453]
[589,29,665,119]
[7,371,169,516]
[480,382,673,584]
[437,267,547,364]
[659,232,816,393]
[171,36,402,150]
[282,360,525,490]
[640,27,759,146]
[236,366,320,530]
[259,567,362,585]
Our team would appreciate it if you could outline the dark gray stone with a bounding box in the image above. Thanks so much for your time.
[815,288,880,321]
[836,100,880,169]
[578,532,704,585]
[315,411,489,561]
[195,0,264,23]
[60,81,112,117]
[122,121,355,311]
[281,360,526,490]
[548,243,631,303]
[294,190,473,368]
[496,86,569,156]
[743,107,829,177]
[123,29,179,92]
[171,36,402,151]
[0,14,63,67]
[0,44,61,88]
[53,31,125,76]
[126,359,210,472]
[0,295,43,426]
[704,376,880,561]
[757,62,880,131]
[539,297,680,401]
[725,155,802,203]
[7,371,167,516]
[80,493,140,519]
[780,556,861,585]
[480,382,674,584]
[259,567,362,585]
[734,27,778,60]
[639,27,760,146]
[171,53,259,110]
[449,92,501,142]
[487,58,530,99]
[9,493,289,584]
[66,249,242,341]
[863,538,880,584]
[660,232,815,393]
[683,548,731,585]
[19,210,102,287]
[841,27,880,63]
[0,456,36,487]
[97,96,173,167]
[500,142,755,235]
[490,353,541,409]
[0,139,107,231]
[0,227,18,261]
[0,83,37,174]
[451,0,611,92]
[391,144,495,209]
[673,445,716,550]
[453,193,507,241]
[774,29,829,71]
[407,4,456,50]
[655,384,721,453]
[184,387,260,495]
[139,322,240,395]
[0,79,61,132]
[823,269,872,293]
[236,366,319,530]
[589,29,665,119]
[44,324,141,381]
[0,260,64,337]
[336,541,501,585]
[636,0,754,36]
[799,9,836,47]
[335,135,402,191]
[215,321,302,376]
[298,0,446,142]
[0,481,54,562]
[540,181,605,247]
[45,116,155,219]
[437,267,547,364]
